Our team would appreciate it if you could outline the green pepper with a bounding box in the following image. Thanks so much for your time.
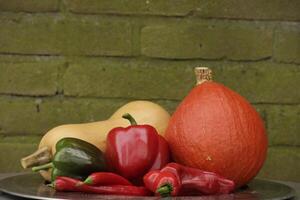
[32,137,106,181]
[51,168,85,181]
[55,137,101,153]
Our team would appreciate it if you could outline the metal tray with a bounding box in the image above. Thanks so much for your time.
[0,173,296,200]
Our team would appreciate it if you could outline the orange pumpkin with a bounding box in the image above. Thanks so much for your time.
[165,67,268,188]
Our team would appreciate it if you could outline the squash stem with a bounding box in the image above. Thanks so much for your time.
[122,113,137,125]
[20,146,52,169]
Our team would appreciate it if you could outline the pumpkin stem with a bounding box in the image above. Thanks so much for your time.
[194,67,212,85]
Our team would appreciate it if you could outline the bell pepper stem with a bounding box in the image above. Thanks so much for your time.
[156,184,172,197]
[122,113,137,125]
[32,162,53,172]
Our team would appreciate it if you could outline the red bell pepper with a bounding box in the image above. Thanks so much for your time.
[143,162,235,197]
[149,135,170,171]
[105,113,170,181]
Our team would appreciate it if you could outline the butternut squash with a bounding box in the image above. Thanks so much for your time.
[40,100,170,154]
[21,101,170,181]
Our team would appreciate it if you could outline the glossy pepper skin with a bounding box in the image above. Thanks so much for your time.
[84,172,133,186]
[53,176,151,196]
[55,137,102,154]
[149,135,170,171]
[32,138,106,181]
[51,168,85,181]
[143,162,235,196]
[105,113,170,181]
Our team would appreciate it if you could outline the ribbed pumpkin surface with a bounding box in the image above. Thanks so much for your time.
[165,81,268,188]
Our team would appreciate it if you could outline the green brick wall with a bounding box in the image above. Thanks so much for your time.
[0,1,299,182]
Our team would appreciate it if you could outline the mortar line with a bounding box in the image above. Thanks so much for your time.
[268,145,300,148]
[0,94,299,105]
[45,11,300,23]
[0,54,298,66]
[2,11,299,26]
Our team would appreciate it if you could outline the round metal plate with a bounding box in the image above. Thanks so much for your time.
[0,173,296,200]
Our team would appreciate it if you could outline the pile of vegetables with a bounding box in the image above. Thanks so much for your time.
[21,67,268,197]
[21,101,170,181]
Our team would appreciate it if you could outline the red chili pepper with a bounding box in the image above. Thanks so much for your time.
[53,176,151,196]
[143,170,181,197]
[178,164,234,195]
[51,177,78,192]
[143,162,235,197]
[84,172,132,186]
[105,113,170,180]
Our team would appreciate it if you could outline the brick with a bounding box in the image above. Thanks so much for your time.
[64,58,300,103]
[62,17,133,56]
[0,15,133,56]
[195,0,300,21]
[66,0,195,16]
[274,27,300,64]
[258,147,300,182]
[0,136,39,172]
[226,27,273,60]
[63,58,196,99]
[37,98,129,132]
[266,105,300,146]
[0,62,60,96]
[0,97,39,135]
[214,62,300,104]
[253,105,299,147]
[0,0,59,12]
[0,96,129,135]
[0,15,61,55]
[141,25,272,60]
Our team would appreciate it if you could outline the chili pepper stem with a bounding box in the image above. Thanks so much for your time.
[83,177,93,185]
[47,183,54,188]
[32,162,53,172]
[156,184,173,197]
[122,113,137,125]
